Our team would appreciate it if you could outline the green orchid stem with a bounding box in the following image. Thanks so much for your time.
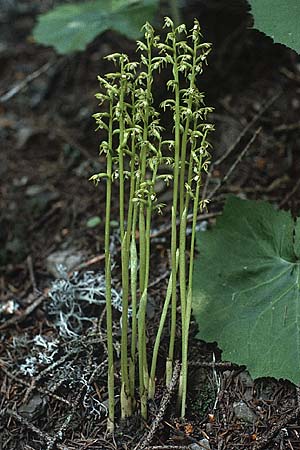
[92,18,213,427]
[129,206,138,400]
[167,23,181,387]
[180,130,209,417]
[178,34,198,368]
[180,172,201,417]
[149,250,179,399]
[105,96,114,432]
[118,56,132,419]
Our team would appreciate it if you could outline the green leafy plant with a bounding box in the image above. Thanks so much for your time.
[90,17,213,430]
[193,196,300,384]
[249,0,300,52]
[33,0,183,54]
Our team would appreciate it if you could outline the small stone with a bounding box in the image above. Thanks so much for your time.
[46,248,85,278]
[18,394,47,420]
[233,400,257,424]
[190,439,211,450]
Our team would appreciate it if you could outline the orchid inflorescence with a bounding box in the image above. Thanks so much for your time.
[90,17,214,431]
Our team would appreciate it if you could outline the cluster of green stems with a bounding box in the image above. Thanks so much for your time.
[90,17,214,431]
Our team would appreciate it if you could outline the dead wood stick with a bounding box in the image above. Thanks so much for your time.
[54,124,98,162]
[150,212,219,240]
[207,127,262,201]
[0,291,48,331]
[134,361,181,450]
[279,177,300,207]
[46,359,107,450]
[146,447,190,450]
[23,349,79,403]
[0,365,71,406]
[0,408,68,450]
[254,406,300,449]
[215,93,280,167]
[188,360,239,370]
[0,60,56,103]
[201,90,281,201]
[73,211,219,273]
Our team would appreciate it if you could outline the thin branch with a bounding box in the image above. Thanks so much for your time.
[202,90,281,200]
[0,60,56,103]
[0,408,68,450]
[46,360,107,450]
[0,291,48,331]
[254,405,300,449]
[134,361,181,450]
[279,177,300,207]
[208,127,262,201]
[0,365,71,406]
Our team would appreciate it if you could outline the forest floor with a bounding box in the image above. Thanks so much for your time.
[1,1,300,449]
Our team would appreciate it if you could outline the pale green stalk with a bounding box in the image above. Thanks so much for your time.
[129,211,138,399]
[178,32,199,352]
[178,120,197,406]
[136,24,156,417]
[127,88,139,401]
[167,22,182,386]
[118,57,127,243]
[105,96,114,432]
[180,169,201,418]
[138,205,152,420]
[149,250,179,399]
[180,129,210,417]
[117,56,132,418]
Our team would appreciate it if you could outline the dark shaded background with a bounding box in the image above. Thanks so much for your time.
[1,1,300,449]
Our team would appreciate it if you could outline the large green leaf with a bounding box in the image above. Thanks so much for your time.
[248,0,300,53]
[33,0,159,54]
[193,196,300,383]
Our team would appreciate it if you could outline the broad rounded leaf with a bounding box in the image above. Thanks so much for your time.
[193,196,300,383]
[249,0,300,53]
[33,0,159,54]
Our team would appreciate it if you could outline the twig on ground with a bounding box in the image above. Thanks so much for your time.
[0,365,71,406]
[73,253,106,272]
[0,408,68,450]
[134,361,181,450]
[207,127,262,200]
[0,60,56,103]
[29,201,63,232]
[254,389,300,450]
[26,255,37,292]
[149,212,219,240]
[46,359,108,450]
[188,360,239,370]
[54,123,98,162]
[0,291,48,331]
[23,348,80,403]
[280,67,300,84]
[274,122,300,133]
[201,91,281,201]
[74,211,219,273]
[146,447,190,450]
[279,177,300,207]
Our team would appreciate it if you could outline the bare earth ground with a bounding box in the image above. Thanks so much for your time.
[1,1,300,449]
